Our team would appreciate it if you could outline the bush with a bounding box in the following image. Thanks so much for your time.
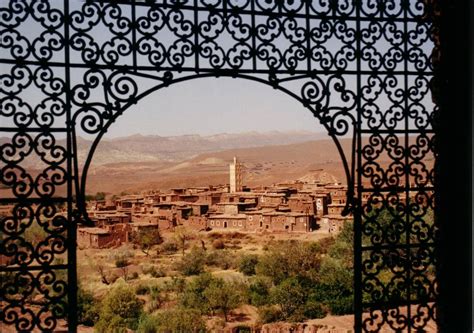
[160,241,179,254]
[212,239,225,250]
[176,247,206,276]
[77,286,99,326]
[248,277,272,307]
[148,285,168,312]
[258,305,283,324]
[302,301,326,319]
[205,250,236,270]
[115,256,129,268]
[143,265,166,278]
[130,272,139,280]
[95,281,143,332]
[179,273,215,313]
[238,254,259,276]
[135,283,150,295]
[137,309,206,333]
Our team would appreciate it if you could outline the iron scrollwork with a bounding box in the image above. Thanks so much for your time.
[0,0,437,332]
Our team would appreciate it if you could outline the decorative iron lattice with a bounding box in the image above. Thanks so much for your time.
[0,1,437,332]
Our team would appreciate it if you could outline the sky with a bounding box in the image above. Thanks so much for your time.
[105,77,326,138]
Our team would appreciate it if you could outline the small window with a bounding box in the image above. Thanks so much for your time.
[238,221,242,226]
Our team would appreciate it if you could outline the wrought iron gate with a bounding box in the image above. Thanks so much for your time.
[0,1,437,331]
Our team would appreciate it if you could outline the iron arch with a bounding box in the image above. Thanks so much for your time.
[0,1,438,332]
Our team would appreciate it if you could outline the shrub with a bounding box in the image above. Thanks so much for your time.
[176,247,206,276]
[179,273,215,313]
[143,265,166,278]
[212,239,225,250]
[77,286,99,326]
[137,309,206,333]
[148,285,168,312]
[205,250,236,270]
[130,272,139,280]
[115,256,129,268]
[234,325,252,333]
[258,305,283,324]
[302,301,326,319]
[238,254,259,276]
[160,241,179,254]
[95,281,143,332]
[248,277,272,307]
[135,283,150,295]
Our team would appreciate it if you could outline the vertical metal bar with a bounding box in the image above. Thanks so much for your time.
[354,0,363,332]
[251,0,257,71]
[403,1,411,331]
[132,0,137,71]
[64,0,77,332]
[193,0,199,72]
[305,0,311,73]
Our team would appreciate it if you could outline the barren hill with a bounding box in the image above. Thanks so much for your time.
[85,137,354,194]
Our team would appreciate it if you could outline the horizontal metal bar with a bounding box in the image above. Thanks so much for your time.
[0,264,69,272]
[359,129,436,134]
[362,299,437,309]
[0,197,69,204]
[99,1,435,24]
[0,127,68,133]
[361,242,435,252]
[358,186,435,193]
[0,58,434,77]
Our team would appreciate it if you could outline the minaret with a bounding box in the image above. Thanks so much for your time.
[229,156,243,193]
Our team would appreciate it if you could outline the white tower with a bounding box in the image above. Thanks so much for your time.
[229,156,243,193]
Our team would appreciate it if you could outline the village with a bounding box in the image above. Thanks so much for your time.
[78,157,353,249]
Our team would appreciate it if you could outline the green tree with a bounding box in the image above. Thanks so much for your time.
[203,278,243,322]
[174,226,194,256]
[256,240,327,284]
[179,273,215,313]
[176,246,206,276]
[271,277,307,321]
[95,281,143,332]
[248,276,272,307]
[134,229,163,256]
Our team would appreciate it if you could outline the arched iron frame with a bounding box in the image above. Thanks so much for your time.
[0,1,437,332]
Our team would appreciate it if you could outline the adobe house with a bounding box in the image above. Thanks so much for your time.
[287,196,316,214]
[190,203,209,216]
[262,212,315,233]
[245,210,265,231]
[258,193,287,208]
[216,202,257,215]
[77,228,115,249]
[327,203,346,216]
[208,214,246,230]
[321,215,353,234]
[197,191,223,206]
[129,221,160,234]
[92,212,130,227]
[313,193,330,216]
[186,216,208,231]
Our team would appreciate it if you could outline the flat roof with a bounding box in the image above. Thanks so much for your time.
[208,214,247,219]
[78,227,110,235]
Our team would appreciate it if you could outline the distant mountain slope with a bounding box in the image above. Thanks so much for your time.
[85,137,355,194]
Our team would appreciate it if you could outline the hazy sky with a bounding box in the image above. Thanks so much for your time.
[105,77,326,138]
